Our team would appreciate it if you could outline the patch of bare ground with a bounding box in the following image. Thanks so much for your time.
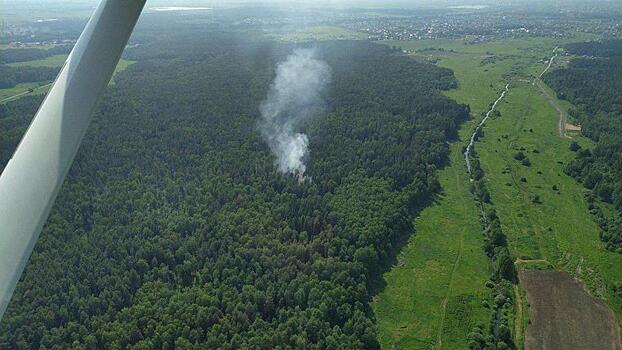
[565,122,581,132]
[520,269,621,350]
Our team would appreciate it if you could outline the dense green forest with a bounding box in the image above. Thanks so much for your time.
[0,64,60,89]
[0,35,469,349]
[0,45,68,88]
[0,45,71,64]
[544,40,622,253]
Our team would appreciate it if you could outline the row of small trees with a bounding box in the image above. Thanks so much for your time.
[467,137,517,350]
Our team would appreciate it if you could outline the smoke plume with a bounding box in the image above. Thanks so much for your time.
[259,48,331,178]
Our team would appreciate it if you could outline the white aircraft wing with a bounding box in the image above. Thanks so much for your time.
[0,0,146,319]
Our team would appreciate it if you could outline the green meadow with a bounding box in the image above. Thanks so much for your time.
[374,34,621,349]
[0,58,134,103]
[372,38,515,349]
[0,82,50,102]
[268,26,367,42]
[372,139,491,349]
[476,82,622,319]
[8,54,69,67]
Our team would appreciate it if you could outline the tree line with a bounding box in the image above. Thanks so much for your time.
[544,40,622,254]
[0,45,71,64]
[0,64,60,89]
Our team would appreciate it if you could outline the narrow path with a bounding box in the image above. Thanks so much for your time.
[533,47,570,138]
[515,258,550,265]
[464,83,510,174]
[0,82,52,104]
[534,79,568,137]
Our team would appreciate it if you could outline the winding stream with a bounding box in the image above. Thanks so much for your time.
[464,83,510,174]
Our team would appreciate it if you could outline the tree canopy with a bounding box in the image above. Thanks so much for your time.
[0,35,469,349]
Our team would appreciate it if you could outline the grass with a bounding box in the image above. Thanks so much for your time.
[371,38,519,349]
[374,35,622,348]
[268,26,367,42]
[111,59,135,83]
[0,59,134,104]
[476,81,622,320]
[372,140,491,349]
[373,37,535,349]
[0,44,58,50]
[0,82,51,102]
[8,54,69,67]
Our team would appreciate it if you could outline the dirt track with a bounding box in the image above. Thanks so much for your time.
[520,270,621,350]
[534,79,569,137]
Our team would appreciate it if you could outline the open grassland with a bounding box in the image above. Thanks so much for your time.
[0,82,50,102]
[0,44,58,50]
[268,26,367,42]
[8,54,69,67]
[476,81,622,320]
[374,34,621,349]
[0,59,134,104]
[8,54,133,74]
[372,140,491,349]
[372,38,519,350]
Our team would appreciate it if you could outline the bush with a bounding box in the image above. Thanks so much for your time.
[513,151,526,161]
[569,141,581,151]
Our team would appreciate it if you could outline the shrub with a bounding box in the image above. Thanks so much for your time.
[514,151,526,161]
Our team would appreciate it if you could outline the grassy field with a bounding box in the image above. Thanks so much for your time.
[0,58,134,104]
[371,38,517,349]
[268,26,367,41]
[8,54,69,67]
[0,82,50,101]
[372,139,491,349]
[374,34,622,349]
[0,44,58,50]
[476,81,622,318]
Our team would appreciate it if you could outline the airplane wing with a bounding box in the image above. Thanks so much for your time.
[0,0,146,319]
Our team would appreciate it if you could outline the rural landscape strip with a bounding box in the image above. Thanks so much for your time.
[464,84,516,350]
[533,48,570,138]
[464,83,510,174]
[0,82,52,104]
[472,48,622,348]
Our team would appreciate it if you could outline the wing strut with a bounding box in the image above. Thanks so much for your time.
[0,0,146,319]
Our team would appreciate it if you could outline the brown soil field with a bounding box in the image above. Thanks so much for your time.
[520,269,621,350]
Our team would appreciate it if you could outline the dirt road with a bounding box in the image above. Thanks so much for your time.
[534,79,569,137]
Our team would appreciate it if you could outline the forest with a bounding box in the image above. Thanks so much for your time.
[0,64,60,89]
[0,33,470,349]
[0,45,71,64]
[544,40,622,253]
[0,45,69,88]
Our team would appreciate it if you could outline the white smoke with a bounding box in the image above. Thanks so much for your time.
[259,48,331,179]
